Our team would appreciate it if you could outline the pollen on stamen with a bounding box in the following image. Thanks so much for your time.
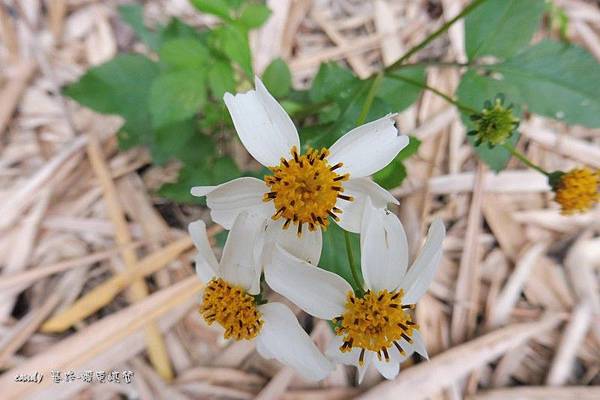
[200,278,263,341]
[334,289,419,363]
[263,146,352,235]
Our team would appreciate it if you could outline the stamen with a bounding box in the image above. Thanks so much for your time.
[337,194,353,201]
[359,349,366,366]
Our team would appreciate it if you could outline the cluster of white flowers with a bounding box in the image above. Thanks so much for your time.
[189,77,445,382]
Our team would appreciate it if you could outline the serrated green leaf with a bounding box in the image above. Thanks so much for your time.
[150,119,196,165]
[465,0,545,60]
[149,69,207,129]
[190,0,232,20]
[320,223,362,294]
[457,70,520,172]
[262,58,292,98]
[237,4,271,29]
[63,54,159,149]
[160,18,202,42]
[208,59,235,98]
[485,40,600,127]
[378,67,425,112]
[373,136,421,189]
[210,25,252,76]
[159,38,209,70]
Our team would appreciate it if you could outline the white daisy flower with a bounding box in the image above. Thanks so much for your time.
[189,211,334,381]
[264,199,445,382]
[191,76,408,265]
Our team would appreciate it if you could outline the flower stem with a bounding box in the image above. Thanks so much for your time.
[355,72,384,126]
[344,230,363,295]
[386,0,490,71]
[387,74,478,114]
[501,143,550,176]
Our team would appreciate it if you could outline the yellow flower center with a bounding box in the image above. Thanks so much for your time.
[263,146,351,236]
[334,289,417,365]
[554,168,599,215]
[200,278,263,340]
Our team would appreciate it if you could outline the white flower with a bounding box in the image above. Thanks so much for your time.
[189,211,334,381]
[191,76,408,266]
[264,199,445,382]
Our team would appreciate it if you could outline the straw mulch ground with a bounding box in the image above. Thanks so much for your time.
[0,0,599,399]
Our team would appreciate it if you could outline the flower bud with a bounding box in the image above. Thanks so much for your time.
[468,95,519,147]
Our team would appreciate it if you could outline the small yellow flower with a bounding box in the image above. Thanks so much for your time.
[551,168,599,215]
[468,95,519,147]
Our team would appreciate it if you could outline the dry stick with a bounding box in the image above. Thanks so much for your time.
[47,0,66,42]
[0,61,36,138]
[451,163,485,344]
[0,241,144,292]
[546,301,593,386]
[467,386,600,400]
[357,314,564,400]
[0,3,18,60]
[85,134,173,381]
[41,235,193,332]
[0,277,202,400]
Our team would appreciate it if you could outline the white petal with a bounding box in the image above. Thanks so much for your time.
[374,359,400,380]
[357,352,374,384]
[264,245,351,319]
[188,220,220,282]
[388,342,410,364]
[223,77,299,167]
[191,177,272,230]
[220,212,267,294]
[410,330,429,360]
[335,177,398,233]
[360,201,409,291]
[325,336,373,384]
[401,219,446,304]
[328,114,408,178]
[262,219,322,266]
[326,335,361,365]
[256,302,334,381]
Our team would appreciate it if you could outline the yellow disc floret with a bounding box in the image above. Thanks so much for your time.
[200,278,263,340]
[334,289,418,365]
[553,168,599,215]
[263,146,352,236]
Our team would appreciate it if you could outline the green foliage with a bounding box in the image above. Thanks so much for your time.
[483,40,600,127]
[373,136,421,189]
[118,5,161,51]
[457,70,520,172]
[63,54,159,149]
[262,58,292,98]
[465,0,545,60]
[150,70,207,128]
[238,4,272,28]
[320,223,362,293]
[190,0,233,21]
[159,38,209,70]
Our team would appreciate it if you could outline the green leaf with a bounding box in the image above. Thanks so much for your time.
[309,62,358,103]
[262,58,292,98]
[208,59,235,98]
[238,4,271,29]
[319,223,362,294]
[159,38,209,70]
[210,25,252,76]
[484,40,600,127]
[457,70,520,171]
[378,67,426,112]
[149,69,207,129]
[465,0,545,60]
[160,18,202,42]
[118,4,160,51]
[373,136,421,189]
[158,156,240,204]
[190,0,232,20]
[63,54,159,149]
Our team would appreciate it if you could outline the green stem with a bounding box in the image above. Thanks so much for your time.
[344,230,363,295]
[355,72,384,125]
[502,143,550,176]
[387,0,490,71]
[388,74,478,114]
